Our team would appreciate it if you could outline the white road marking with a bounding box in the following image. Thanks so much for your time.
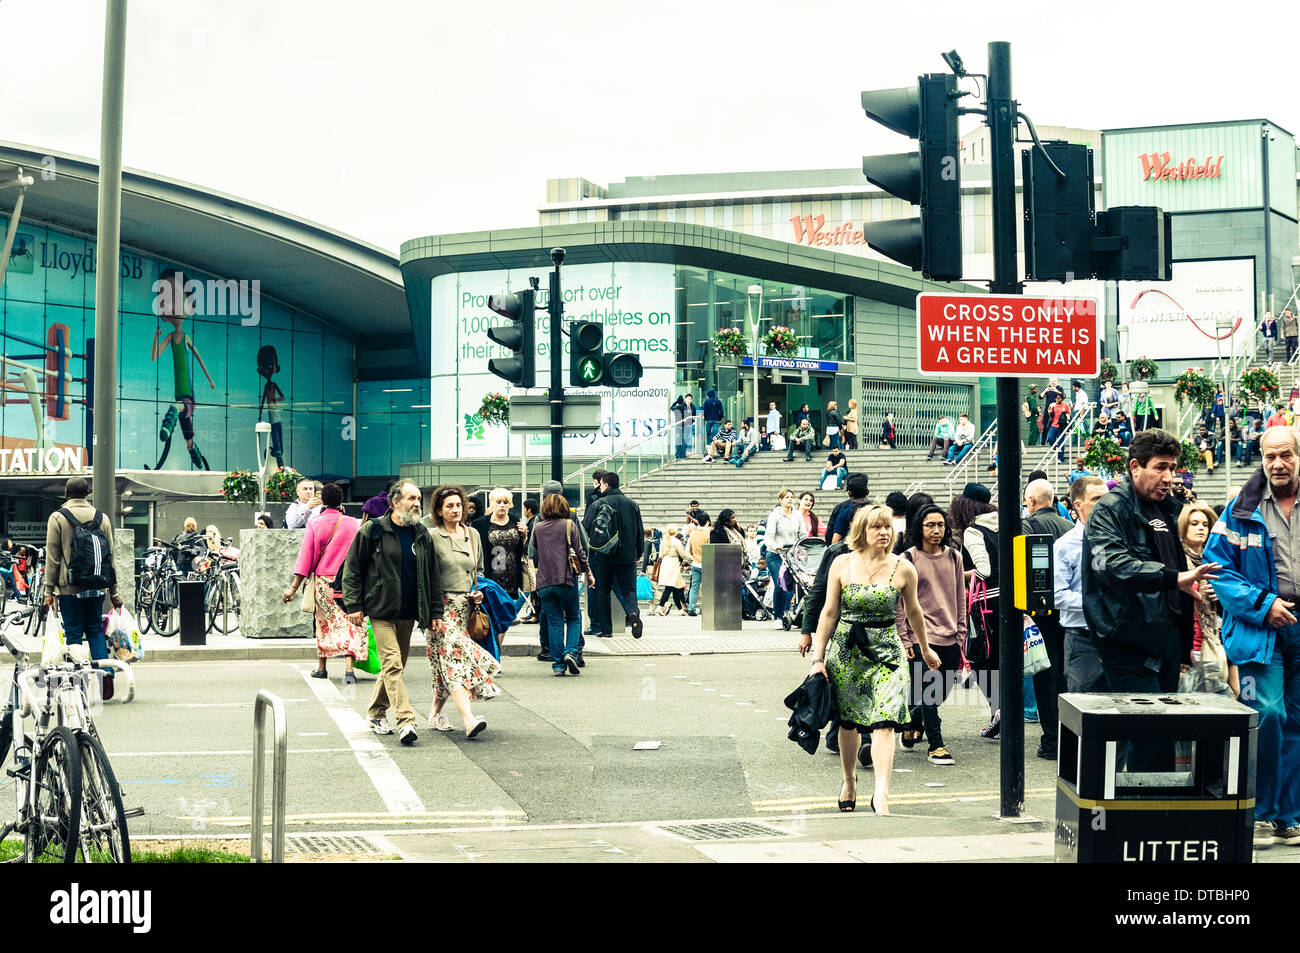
[109,748,355,757]
[166,700,309,708]
[297,669,425,813]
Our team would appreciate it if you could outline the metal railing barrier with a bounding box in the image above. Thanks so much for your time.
[251,690,287,863]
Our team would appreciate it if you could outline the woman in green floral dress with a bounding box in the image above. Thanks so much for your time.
[811,505,940,814]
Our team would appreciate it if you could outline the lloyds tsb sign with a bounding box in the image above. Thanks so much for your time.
[0,446,88,474]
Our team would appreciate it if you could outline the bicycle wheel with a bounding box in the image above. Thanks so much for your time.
[76,731,130,862]
[204,578,222,634]
[211,574,240,634]
[26,725,81,863]
[135,572,156,634]
[149,592,174,637]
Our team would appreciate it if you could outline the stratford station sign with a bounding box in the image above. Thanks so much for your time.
[916,293,1100,378]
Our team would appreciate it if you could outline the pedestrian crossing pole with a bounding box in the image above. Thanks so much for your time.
[548,248,566,485]
[987,40,1026,818]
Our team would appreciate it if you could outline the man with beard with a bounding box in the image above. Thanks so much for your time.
[1206,427,1300,849]
[342,480,439,747]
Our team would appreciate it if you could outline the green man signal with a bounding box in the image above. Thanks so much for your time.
[570,321,604,387]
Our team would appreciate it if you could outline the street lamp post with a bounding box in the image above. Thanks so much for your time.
[255,421,273,522]
[747,284,763,426]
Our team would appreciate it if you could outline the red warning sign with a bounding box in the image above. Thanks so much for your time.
[916,293,1099,378]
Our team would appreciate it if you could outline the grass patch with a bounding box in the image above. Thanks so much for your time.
[0,837,249,863]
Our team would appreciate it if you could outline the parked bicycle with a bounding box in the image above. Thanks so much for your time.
[0,611,137,862]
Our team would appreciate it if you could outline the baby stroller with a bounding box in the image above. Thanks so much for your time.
[779,536,829,631]
[742,568,771,621]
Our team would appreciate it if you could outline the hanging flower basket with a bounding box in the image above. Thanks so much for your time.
[1238,366,1280,405]
[1098,359,1119,382]
[712,327,749,361]
[761,325,799,356]
[1178,439,1202,474]
[264,465,302,503]
[220,469,259,505]
[1081,436,1126,474]
[478,392,510,428]
[1127,356,1159,381]
[1172,367,1217,412]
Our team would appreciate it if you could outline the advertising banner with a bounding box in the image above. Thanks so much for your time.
[431,262,677,460]
[1117,258,1256,363]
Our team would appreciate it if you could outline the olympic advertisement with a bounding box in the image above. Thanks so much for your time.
[1117,258,1257,363]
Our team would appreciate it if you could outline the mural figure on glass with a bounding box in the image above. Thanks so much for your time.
[147,269,215,470]
[257,344,285,468]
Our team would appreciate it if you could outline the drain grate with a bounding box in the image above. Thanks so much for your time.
[657,821,792,842]
[285,834,389,856]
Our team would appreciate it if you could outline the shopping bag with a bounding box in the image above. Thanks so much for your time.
[40,613,67,666]
[637,573,653,602]
[1023,616,1050,675]
[104,607,143,662]
[354,621,381,675]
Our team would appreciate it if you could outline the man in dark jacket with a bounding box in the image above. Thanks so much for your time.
[342,479,440,746]
[702,388,725,446]
[587,471,645,639]
[1023,477,1075,760]
[1082,429,1218,770]
[582,470,607,635]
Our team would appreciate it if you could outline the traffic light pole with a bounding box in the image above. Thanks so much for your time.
[988,40,1025,818]
[548,248,566,484]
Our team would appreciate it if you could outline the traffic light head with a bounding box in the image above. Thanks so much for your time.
[486,289,537,388]
[604,352,643,388]
[1022,142,1096,282]
[570,320,604,387]
[860,73,962,282]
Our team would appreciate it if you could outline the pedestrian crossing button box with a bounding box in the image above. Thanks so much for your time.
[1054,693,1257,863]
[1012,533,1053,616]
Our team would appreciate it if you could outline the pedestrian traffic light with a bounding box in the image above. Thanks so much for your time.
[1022,141,1095,282]
[1092,206,1173,281]
[570,320,604,387]
[860,73,962,281]
[486,289,536,388]
[604,352,643,388]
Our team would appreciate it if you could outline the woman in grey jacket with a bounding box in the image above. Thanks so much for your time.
[425,485,500,738]
[531,493,593,676]
[764,489,806,628]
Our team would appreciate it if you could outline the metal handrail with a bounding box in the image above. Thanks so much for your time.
[944,420,997,487]
[902,480,923,497]
[564,414,704,492]
[1031,405,1095,479]
[252,690,287,864]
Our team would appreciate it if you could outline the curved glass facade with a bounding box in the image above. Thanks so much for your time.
[1,217,357,476]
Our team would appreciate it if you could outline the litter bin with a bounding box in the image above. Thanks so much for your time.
[178,579,207,646]
[1055,693,1257,863]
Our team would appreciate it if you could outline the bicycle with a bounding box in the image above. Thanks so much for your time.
[0,611,137,862]
[203,539,241,634]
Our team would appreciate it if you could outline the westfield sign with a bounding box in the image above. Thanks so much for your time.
[789,214,865,247]
[1139,152,1224,182]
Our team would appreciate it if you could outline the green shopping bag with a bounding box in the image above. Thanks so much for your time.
[354,620,381,675]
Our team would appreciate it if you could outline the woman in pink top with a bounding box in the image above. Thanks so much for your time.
[798,492,823,538]
[282,483,365,683]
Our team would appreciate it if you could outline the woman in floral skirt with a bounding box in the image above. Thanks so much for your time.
[426,485,500,738]
[284,483,366,682]
[810,505,940,814]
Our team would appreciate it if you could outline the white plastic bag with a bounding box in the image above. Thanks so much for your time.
[40,614,67,666]
[107,606,144,662]
[1023,616,1051,675]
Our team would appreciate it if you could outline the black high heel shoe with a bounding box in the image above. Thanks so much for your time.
[838,781,856,813]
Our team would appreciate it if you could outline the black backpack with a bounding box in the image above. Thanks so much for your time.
[587,499,621,556]
[58,507,116,590]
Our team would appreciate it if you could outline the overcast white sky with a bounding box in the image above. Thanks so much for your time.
[3,0,1297,254]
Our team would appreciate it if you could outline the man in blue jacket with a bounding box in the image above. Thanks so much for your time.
[702,389,725,447]
[1205,426,1300,849]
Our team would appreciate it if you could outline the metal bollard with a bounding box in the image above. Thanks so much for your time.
[251,690,287,863]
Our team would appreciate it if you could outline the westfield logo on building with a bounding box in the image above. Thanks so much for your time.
[789,214,866,247]
[1139,152,1224,182]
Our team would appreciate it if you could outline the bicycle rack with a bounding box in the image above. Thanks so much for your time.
[251,690,287,863]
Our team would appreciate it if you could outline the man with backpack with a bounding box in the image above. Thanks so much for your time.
[585,471,645,639]
[43,476,123,661]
